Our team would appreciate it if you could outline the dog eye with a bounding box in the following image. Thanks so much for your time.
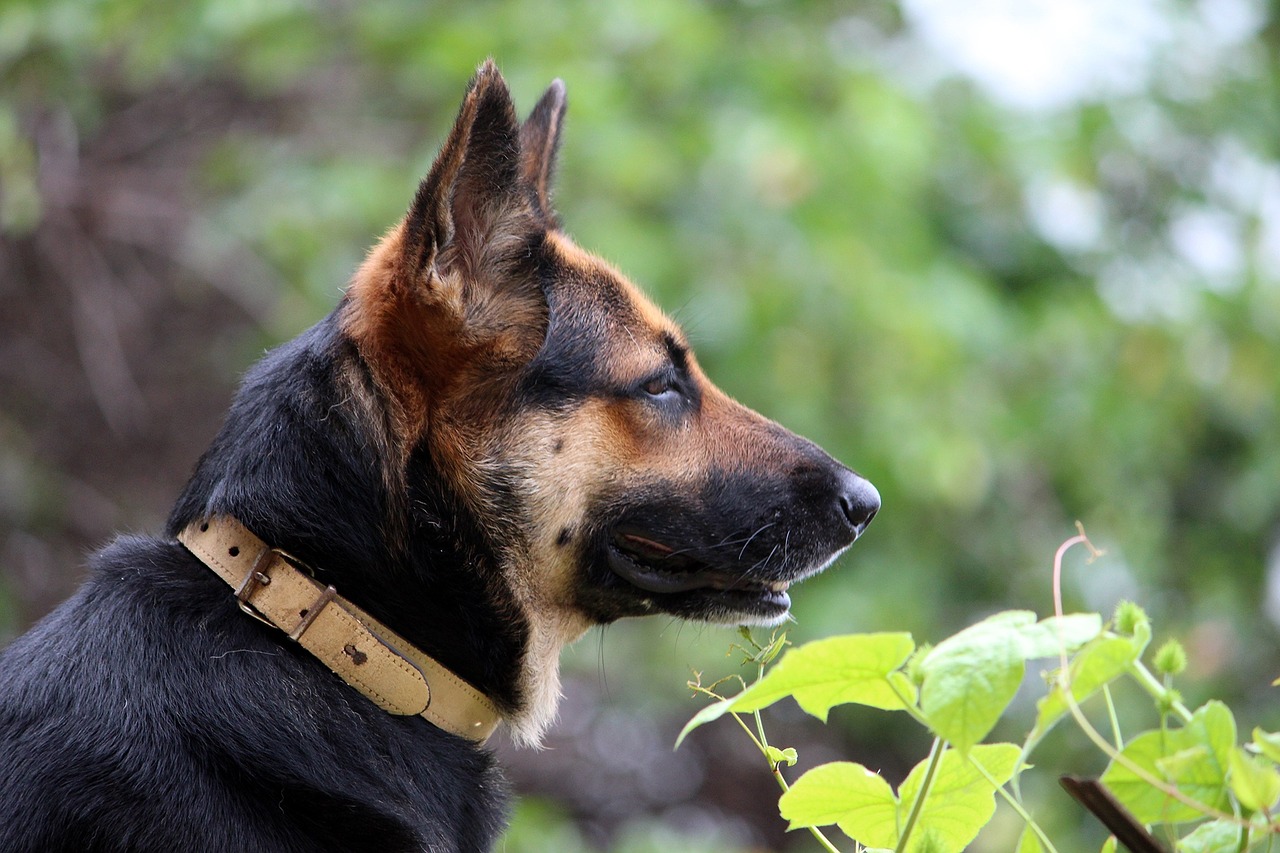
[641,376,679,400]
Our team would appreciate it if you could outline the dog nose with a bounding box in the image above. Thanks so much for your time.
[837,470,880,538]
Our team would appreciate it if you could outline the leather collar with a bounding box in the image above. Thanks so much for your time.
[178,516,501,743]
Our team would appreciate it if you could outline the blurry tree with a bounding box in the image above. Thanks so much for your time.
[2,0,1278,849]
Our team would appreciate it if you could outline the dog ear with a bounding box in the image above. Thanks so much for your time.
[519,79,567,223]
[402,59,526,285]
[344,62,547,433]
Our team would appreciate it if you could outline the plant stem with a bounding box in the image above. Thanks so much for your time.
[895,737,944,853]
[753,662,770,751]
[888,681,931,730]
[1127,659,1193,724]
[967,757,1060,853]
[707,643,845,852]
[1052,530,1092,672]
[1102,684,1124,750]
[726,709,844,852]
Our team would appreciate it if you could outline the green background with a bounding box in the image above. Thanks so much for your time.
[2,0,1279,848]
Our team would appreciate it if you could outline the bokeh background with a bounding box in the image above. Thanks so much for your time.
[2,0,1279,849]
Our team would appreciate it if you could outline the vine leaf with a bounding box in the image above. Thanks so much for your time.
[1016,613,1104,659]
[1252,727,1280,765]
[1176,818,1248,852]
[731,633,917,720]
[765,745,798,768]
[1099,700,1236,824]
[919,611,1100,752]
[779,743,1020,853]
[1015,824,1044,852]
[919,613,1028,753]
[778,760,899,847]
[1033,634,1142,737]
[896,743,1021,852]
[1228,746,1280,813]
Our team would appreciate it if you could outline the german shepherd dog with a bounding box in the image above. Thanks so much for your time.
[0,62,878,852]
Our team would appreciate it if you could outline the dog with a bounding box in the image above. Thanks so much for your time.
[0,61,879,852]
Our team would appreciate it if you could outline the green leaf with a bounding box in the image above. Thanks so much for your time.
[908,828,950,853]
[732,633,916,720]
[1229,746,1280,813]
[897,743,1021,852]
[970,610,1039,631]
[1177,818,1246,853]
[779,761,899,848]
[1016,613,1104,659]
[1157,745,1215,782]
[920,613,1030,751]
[1100,701,1236,824]
[919,612,1100,751]
[675,694,735,748]
[1194,699,1238,751]
[759,631,788,666]
[780,745,1018,852]
[1034,634,1142,735]
[1100,838,1117,853]
[765,745,798,768]
[1251,727,1280,765]
[1015,824,1044,853]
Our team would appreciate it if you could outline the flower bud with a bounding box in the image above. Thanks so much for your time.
[1154,638,1188,677]
[907,643,932,687]
[1113,601,1147,636]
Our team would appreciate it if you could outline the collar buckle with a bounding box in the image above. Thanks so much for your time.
[232,545,276,627]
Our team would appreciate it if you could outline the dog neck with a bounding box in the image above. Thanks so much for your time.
[178,515,503,744]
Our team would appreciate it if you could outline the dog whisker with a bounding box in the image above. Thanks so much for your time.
[736,522,776,560]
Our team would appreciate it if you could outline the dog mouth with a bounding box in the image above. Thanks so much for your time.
[605,529,793,614]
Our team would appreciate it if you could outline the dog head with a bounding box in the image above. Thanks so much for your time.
[343,60,875,686]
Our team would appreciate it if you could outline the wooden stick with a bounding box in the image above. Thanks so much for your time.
[1059,775,1166,853]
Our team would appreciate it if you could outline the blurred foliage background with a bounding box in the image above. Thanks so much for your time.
[2,0,1279,849]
